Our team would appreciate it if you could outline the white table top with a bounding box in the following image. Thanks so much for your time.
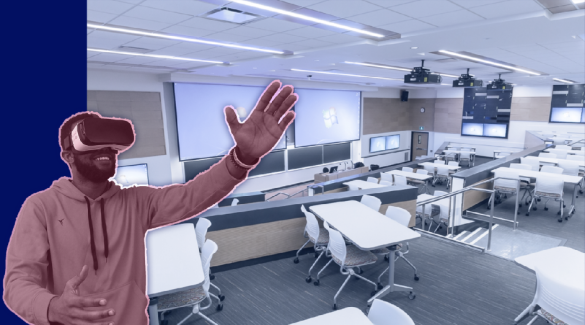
[448,146,476,149]
[537,156,585,168]
[419,162,461,170]
[492,167,583,185]
[309,201,420,250]
[344,180,386,189]
[146,224,204,297]
[290,307,373,325]
[385,170,433,181]
[515,247,584,290]
[544,148,578,155]
[443,149,476,155]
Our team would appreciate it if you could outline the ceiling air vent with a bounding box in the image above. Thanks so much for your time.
[204,7,261,24]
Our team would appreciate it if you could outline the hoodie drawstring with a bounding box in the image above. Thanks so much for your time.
[84,197,109,273]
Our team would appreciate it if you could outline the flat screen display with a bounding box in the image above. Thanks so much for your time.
[385,134,400,150]
[112,164,149,187]
[294,89,361,147]
[550,107,583,123]
[174,83,286,161]
[461,123,484,136]
[483,124,508,138]
[370,136,385,153]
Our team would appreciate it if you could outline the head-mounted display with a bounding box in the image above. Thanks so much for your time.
[64,117,135,152]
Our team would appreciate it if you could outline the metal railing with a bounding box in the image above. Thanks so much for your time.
[266,188,308,201]
[415,176,520,252]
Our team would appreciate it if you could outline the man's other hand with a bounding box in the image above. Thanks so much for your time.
[48,265,115,325]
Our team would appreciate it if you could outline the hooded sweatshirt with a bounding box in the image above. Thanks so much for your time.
[4,157,244,325]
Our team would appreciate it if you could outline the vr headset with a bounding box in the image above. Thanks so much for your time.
[63,116,135,152]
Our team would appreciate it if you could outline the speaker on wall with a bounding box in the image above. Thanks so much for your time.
[401,90,409,102]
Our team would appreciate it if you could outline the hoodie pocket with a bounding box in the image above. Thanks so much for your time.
[85,281,148,325]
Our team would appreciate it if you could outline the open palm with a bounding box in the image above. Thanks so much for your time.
[225,81,297,163]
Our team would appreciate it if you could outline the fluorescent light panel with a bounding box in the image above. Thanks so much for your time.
[229,0,384,38]
[553,78,574,84]
[87,23,284,54]
[439,50,540,75]
[345,61,459,78]
[291,68,401,81]
[87,48,225,64]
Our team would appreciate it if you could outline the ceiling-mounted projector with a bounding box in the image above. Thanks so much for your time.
[487,74,513,90]
[404,60,442,84]
[453,68,483,88]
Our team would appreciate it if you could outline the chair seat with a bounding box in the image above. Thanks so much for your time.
[535,191,562,198]
[309,228,329,245]
[370,248,390,255]
[494,185,517,193]
[408,179,426,184]
[333,245,378,267]
[537,308,568,325]
[158,285,207,311]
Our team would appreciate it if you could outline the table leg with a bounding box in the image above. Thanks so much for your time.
[367,245,414,305]
[569,183,577,215]
[148,298,159,325]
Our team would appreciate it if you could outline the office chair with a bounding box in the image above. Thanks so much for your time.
[488,169,521,213]
[380,172,393,183]
[558,161,582,197]
[555,145,570,150]
[195,218,217,281]
[314,222,378,310]
[526,174,565,222]
[157,240,223,325]
[433,166,451,189]
[434,159,445,165]
[459,150,472,167]
[509,163,534,206]
[521,156,541,172]
[361,195,382,212]
[402,167,414,173]
[379,180,392,186]
[539,152,557,159]
[408,169,429,194]
[429,190,450,233]
[367,177,379,184]
[368,299,415,325]
[230,198,239,206]
[294,205,328,265]
[393,175,407,186]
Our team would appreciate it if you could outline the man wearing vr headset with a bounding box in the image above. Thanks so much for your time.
[4,81,297,325]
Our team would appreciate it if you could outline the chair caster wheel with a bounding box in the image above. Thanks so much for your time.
[210,274,215,280]
[314,252,319,258]
[414,275,420,281]
[563,204,566,208]
[533,207,537,211]
[333,304,338,310]
[371,291,377,297]
[358,268,364,275]
[432,185,435,187]
[408,292,416,300]
[517,211,520,215]
[305,276,312,283]
[384,255,389,262]
[526,213,530,216]
[565,216,568,220]
[293,258,299,264]
[557,211,561,215]
[537,198,541,202]
[558,218,562,223]
[544,207,548,211]
[161,320,169,325]
[313,280,320,286]
[518,204,522,208]
[216,304,223,311]
[580,190,583,194]
[377,283,383,290]
[219,295,225,301]
[487,206,491,210]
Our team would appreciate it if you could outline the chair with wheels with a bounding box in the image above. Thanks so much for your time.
[539,152,557,159]
[314,222,378,310]
[429,190,450,233]
[380,172,393,183]
[393,175,407,186]
[195,218,217,281]
[408,169,429,194]
[294,205,329,269]
[402,167,414,173]
[558,161,582,200]
[379,180,392,186]
[521,156,541,172]
[434,159,445,165]
[510,163,534,206]
[487,169,521,213]
[361,195,382,212]
[433,166,451,188]
[555,145,570,150]
[459,150,472,167]
[367,177,379,184]
[526,174,565,222]
[368,299,415,325]
[230,198,239,206]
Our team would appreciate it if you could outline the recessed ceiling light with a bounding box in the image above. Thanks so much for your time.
[411,46,418,49]
[87,48,225,64]
[552,78,574,84]
[228,0,384,38]
[291,68,402,81]
[87,23,284,54]
[438,50,540,75]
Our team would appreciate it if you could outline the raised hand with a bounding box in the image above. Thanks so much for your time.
[48,265,115,325]
[225,80,297,164]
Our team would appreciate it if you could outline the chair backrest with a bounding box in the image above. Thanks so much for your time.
[361,195,382,212]
[534,265,585,325]
[368,299,415,325]
[380,172,393,183]
[436,166,450,177]
[541,166,563,174]
[521,157,540,171]
[324,222,346,265]
[379,180,392,186]
[434,160,445,165]
[461,148,471,151]
[534,175,564,195]
[300,204,307,213]
[567,155,585,162]
[448,161,459,167]
[556,145,570,150]
[393,175,407,186]
[231,198,239,206]
[200,239,218,292]
[460,151,471,159]
[416,169,428,175]
[303,211,321,241]
[539,152,557,158]
[552,150,568,159]
[348,184,359,191]
[367,177,379,184]
[195,217,212,250]
[402,167,414,173]
[574,151,585,156]
[558,161,580,176]
[385,206,411,227]
[423,165,435,174]
[494,169,520,190]
[510,163,531,171]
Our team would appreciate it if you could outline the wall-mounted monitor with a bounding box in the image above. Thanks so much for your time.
[461,123,484,136]
[550,107,584,123]
[174,83,286,161]
[294,88,361,147]
[483,123,508,138]
[112,164,149,187]
[370,136,386,153]
[385,135,400,150]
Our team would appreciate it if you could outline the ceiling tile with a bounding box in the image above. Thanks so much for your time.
[89,53,132,62]
[285,38,334,49]
[214,52,268,61]
[285,26,338,38]
[449,0,508,8]
[281,0,327,7]
[316,33,363,44]
[88,10,118,23]
[140,0,219,15]
[161,25,216,38]
[424,10,485,27]
[378,19,435,33]
[115,56,162,65]
[179,17,238,31]
[364,0,414,7]
[205,31,257,42]
[146,44,210,56]
[470,0,544,19]
[390,1,462,18]
[307,0,381,18]
[191,47,245,59]
[110,16,172,31]
[87,0,135,15]
[219,26,276,38]
[246,18,307,32]
[123,6,192,24]
[122,37,181,50]
[257,33,307,43]
[245,38,288,47]
[346,9,410,26]
[87,30,142,49]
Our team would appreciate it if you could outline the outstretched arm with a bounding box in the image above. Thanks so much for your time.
[146,80,297,229]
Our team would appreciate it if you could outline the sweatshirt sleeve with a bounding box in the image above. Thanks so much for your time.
[4,197,56,325]
[146,155,247,229]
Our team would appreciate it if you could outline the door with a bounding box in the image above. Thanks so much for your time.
[411,132,429,161]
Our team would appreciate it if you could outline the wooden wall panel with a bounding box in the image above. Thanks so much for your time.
[363,98,410,135]
[87,90,166,159]
[434,98,463,134]
[510,97,551,122]
[409,98,436,132]
[462,178,492,211]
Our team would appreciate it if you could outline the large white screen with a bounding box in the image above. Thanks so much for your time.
[174,83,286,161]
[370,137,385,153]
[112,164,149,187]
[386,135,400,150]
[294,89,361,147]
[550,107,583,123]
[483,124,507,138]
[461,123,484,136]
